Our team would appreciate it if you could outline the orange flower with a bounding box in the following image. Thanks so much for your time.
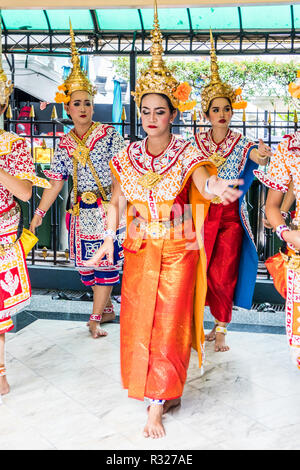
[232,100,247,110]
[289,82,300,99]
[173,82,192,102]
[235,87,242,96]
[178,100,197,113]
[55,92,70,104]
[58,84,67,92]
[297,70,300,79]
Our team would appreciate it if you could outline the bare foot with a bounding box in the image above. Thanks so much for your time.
[143,404,165,439]
[215,331,230,352]
[163,398,181,414]
[88,320,108,338]
[100,311,116,324]
[86,311,115,330]
[0,375,10,396]
[205,325,216,342]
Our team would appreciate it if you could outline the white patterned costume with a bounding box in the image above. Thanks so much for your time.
[255,131,300,368]
[44,122,125,287]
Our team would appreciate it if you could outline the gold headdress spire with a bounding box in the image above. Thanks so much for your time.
[201,30,236,113]
[132,0,196,112]
[55,20,97,104]
[0,16,13,106]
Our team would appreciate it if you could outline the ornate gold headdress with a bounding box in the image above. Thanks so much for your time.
[201,31,236,113]
[0,19,13,106]
[55,21,97,104]
[132,0,196,112]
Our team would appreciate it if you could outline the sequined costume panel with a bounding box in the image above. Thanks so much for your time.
[254,132,300,224]
[44,124,125,271]
[0,132,39,333]
[110,136,216,400]
[259,132,300,368]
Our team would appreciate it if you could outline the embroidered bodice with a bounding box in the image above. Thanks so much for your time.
[110,135,211,221]
[44,123,125,196]
[255,131,300,224]
[190,129,255,180]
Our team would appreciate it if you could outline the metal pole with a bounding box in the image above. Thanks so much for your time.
[129,49,137,142]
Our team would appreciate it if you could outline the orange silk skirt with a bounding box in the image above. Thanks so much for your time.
[120,234,199,401]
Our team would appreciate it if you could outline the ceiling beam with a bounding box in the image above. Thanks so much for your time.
[0,0,294,8]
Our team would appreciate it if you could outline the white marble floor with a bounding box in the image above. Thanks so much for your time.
[1,319,300,450]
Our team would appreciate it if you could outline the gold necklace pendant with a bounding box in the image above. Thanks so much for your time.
[209,152,226,168]
[138,170,163,190]
[73,145,90,168]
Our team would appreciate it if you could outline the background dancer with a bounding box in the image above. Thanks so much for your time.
[257,119,300,368]
[190,32,272,351]
[0,59,50,398]
[29,24,125,338]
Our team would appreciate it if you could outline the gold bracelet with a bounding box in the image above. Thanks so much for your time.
[256,150,269,159]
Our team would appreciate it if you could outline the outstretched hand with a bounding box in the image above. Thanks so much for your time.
[85,238,114,267]
[208,176,244,205]
[258,139,272,158]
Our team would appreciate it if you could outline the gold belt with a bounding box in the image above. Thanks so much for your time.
[0,240,17,255]
[78,189,111,205]
[133,211,191,239]
[280,248,300,271]
[0,205,20,220]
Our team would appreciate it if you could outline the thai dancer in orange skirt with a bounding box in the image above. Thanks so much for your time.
[86,2,243,439]
[257,72,300,368]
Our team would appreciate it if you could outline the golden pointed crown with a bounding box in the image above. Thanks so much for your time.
[0,19,13,106]
[132,0,195,112]
[201,31,236,113]
[55,21,97,104]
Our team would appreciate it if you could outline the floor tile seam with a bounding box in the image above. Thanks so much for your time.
[187,375,290,411]
[27,370,124,427]
[162,414,217,447]
[179,408,274,445]
[180,392,275,430]
[4,342,118,424]
[246,377,300,400]
[0,403,58,450]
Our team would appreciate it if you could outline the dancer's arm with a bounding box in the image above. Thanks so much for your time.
[85,175,126,266]
[0,169,32,202]
[192,166,243,205]
[263,182,295,229]
[250,139,272,166]
[29,180,64,234]
[266,187,300,250]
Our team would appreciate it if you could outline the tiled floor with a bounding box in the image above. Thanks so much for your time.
[1,317,300,450]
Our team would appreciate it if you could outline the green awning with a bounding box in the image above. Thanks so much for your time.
[1,5,297,31]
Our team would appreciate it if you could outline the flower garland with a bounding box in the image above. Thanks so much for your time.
[232,87,247,110]
[173,82,196,112]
